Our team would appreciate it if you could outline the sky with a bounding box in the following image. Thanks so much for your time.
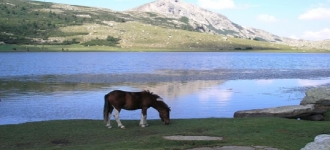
[38,0,330,41]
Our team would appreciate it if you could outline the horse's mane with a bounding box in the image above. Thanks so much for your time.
[158,100,171,111]
[143,90,153,95]
[143,90,170,111]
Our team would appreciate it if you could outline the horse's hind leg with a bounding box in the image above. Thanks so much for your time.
[113,107,125,129]
[106,107,114,128]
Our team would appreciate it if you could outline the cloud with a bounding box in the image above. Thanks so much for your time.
[301,28,330,41]
[256,14,278,23]
[299,8,330,20]
[289,35,299,40]
[197,0,235,10]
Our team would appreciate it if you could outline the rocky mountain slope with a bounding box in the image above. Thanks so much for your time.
[130,0,330,50]
[129,0,283,42]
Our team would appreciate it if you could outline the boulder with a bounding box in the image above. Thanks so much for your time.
[301,134,330,150]
[300,88,330,106]
[234,104,328,119]
[301,114,324,121]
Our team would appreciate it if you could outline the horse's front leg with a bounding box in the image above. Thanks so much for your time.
[113,107,125,129]
[139,107,148,127]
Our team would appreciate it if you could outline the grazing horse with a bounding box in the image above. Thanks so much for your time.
[103,90,170,129]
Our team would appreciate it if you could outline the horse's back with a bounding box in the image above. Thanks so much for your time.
[107,90,143,110]
[107,90,126,103]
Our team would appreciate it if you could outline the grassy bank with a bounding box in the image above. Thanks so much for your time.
[1,44,329,53]
[1,118,329,150]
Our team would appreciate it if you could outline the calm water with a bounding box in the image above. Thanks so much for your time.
[1,52,330,125]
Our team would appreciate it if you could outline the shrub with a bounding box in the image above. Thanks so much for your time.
[83,36,120,46]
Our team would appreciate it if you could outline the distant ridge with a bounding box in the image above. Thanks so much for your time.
[129,0,284,42]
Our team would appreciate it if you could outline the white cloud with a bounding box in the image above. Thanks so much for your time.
[289,35,299,40]
[256,14,278,23]
[299,8,330,20]
[301,28,330,41]
[197,0,235,10]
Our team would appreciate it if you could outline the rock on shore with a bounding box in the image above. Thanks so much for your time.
[301,134,330,150]
[300,88,330,105]
[234,87,330,121]
[233,104,328,120]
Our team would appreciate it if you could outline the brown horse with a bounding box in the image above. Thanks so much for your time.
[103,90,170,128]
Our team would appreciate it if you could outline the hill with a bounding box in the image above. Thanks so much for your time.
[0,0,327,51]
[129,0,283,42]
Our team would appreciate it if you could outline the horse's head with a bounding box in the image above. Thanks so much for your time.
[145,90,171,125]
[157,99,171,125]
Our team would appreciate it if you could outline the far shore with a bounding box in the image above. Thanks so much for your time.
[1,44,330,53]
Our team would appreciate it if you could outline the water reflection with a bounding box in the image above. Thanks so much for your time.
[135,80,225,99]
[1,78,330,125]
[297,79,330,87]
[256,79,274,85]
[198,89,233,104]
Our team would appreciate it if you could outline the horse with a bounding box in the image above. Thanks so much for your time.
[103,90,170,129]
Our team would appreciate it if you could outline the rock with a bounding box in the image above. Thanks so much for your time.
[234,104,328,119]
[310,114,324,121]
[300,88,330,106]
[301,134,330,150]
[300,114,324,121]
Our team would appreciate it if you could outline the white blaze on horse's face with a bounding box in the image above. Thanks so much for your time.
[156,97,163,101]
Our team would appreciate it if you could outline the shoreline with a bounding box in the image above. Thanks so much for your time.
[1,44,330,53]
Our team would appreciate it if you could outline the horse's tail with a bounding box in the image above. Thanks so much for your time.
[103,93,110,123]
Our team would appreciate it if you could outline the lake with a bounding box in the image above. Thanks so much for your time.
[1,52,330,125]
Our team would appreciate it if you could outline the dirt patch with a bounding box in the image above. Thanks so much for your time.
[163,136,279,150]
[163,136,223,141]
[50,139,70,145]
[186,146,279,150]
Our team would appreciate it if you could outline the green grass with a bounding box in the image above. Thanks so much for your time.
[1,118,329,150]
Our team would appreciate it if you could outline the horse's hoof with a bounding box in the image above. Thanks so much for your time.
[107,126,112,129]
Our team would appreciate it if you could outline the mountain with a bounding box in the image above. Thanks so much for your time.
[0,0,327,51]
[129,0,283,42]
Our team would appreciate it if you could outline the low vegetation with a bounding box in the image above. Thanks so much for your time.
[1,118,329,150]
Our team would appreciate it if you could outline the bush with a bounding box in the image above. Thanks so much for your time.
[324,110,330,121]
[83,36,120,46]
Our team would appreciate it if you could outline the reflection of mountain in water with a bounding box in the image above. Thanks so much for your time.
[0,76,225,100]
[0,80,109,96]
[134,80,225,99]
